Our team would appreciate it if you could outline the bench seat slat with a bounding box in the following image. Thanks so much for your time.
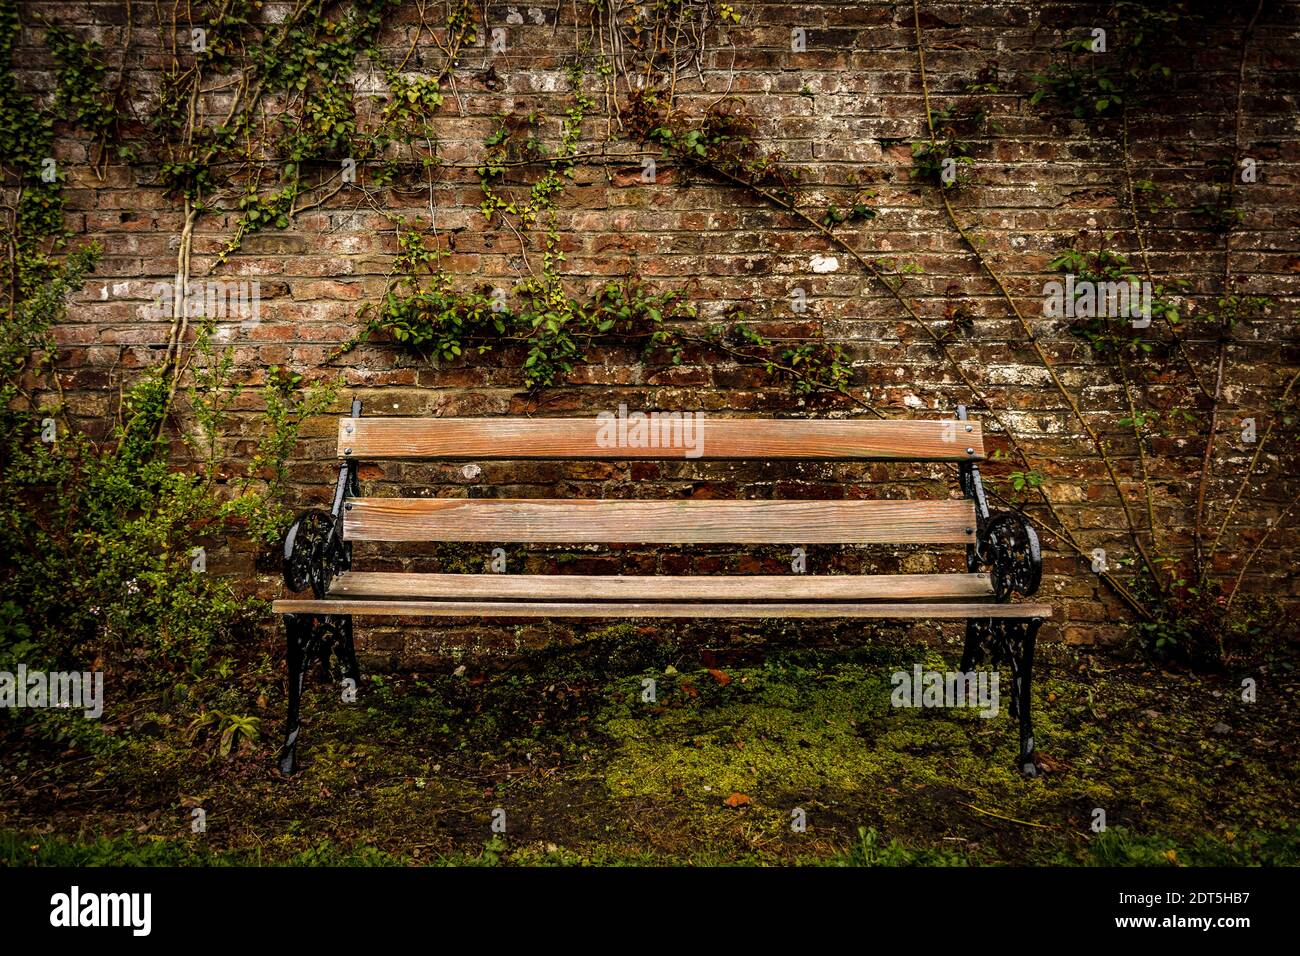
[339,417,984,461]
[272,599,1051,619]
[328,571,995,601]
[343,498,977,544]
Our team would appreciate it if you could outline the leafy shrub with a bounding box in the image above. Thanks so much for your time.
[0,251,333,755]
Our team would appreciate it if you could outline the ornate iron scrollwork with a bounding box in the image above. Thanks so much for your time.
[277,399,365,775]
[954,416,1046,776]
[278,509,356,775]
[963,511,1044,775]
[980,512,1042,600]
[282,508,350,597]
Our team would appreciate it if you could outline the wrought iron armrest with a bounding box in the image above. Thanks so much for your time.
[282,509,350,598]
[976,511,1042,601]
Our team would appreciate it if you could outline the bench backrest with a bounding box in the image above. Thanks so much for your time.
[335,416,985,547]
[339,417,983,461]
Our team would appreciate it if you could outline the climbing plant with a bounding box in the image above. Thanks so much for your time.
[1,0,1293,677]
[915,0,1289,665]
[0,0,340,759]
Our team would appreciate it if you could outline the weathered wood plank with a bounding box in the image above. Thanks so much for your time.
[337,417,984,461]
[342,498,977,544]
[328,571,995,601]
[272,599,1051,619]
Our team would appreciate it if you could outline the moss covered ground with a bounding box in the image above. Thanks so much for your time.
[2,624,1296,866]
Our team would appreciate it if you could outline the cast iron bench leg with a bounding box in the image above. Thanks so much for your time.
[1012,618,1042,778]
[278,612,358,776]
[963,616,1042,777]
[278,613,311,776]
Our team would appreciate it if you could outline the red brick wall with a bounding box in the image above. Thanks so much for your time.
[14,1,1300,660]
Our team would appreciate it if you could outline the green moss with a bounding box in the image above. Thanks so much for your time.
[3,627,1296,866]
[600,659,912,798]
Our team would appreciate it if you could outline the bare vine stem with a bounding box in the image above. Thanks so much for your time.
[911,0,1160,598]
[1118,106,1209,400]
[1225,487,1300,616]
[1207,368,1300,566]
[1192,0,1265,579]
[659,140,1148,616]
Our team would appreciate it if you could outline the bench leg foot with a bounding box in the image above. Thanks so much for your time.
[965,617,1042,777]
[277,613,355,776]
[1007,618,1041,777]
[278,613,311,776]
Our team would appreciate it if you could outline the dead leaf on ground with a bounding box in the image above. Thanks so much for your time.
[1034,752,1071,774]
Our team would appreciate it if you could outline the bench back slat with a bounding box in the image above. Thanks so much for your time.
[342,498,977,544]
[338,417,984,461]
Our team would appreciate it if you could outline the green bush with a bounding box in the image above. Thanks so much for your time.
[0,255,333,757]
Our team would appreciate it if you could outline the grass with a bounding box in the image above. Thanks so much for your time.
[2,622,1296,866]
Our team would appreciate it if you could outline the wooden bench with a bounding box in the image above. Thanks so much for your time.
[273,401,1051,776]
